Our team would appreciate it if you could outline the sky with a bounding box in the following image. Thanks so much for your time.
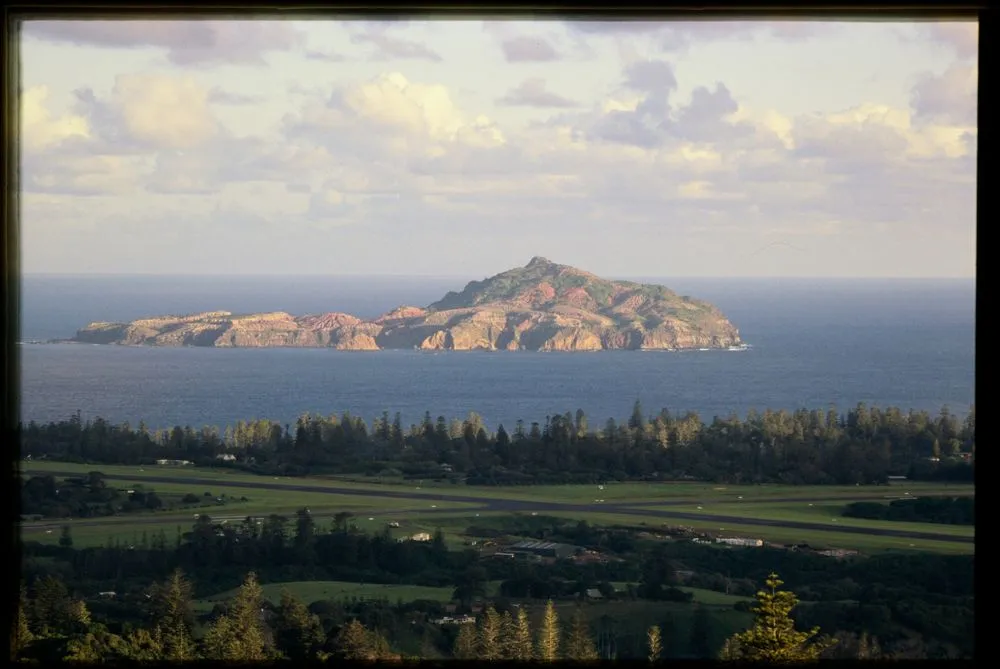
[19,18,977,278]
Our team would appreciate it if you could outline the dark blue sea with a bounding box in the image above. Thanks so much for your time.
[18,275,976,431]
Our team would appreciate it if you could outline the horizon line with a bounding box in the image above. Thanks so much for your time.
[19,272,977,281]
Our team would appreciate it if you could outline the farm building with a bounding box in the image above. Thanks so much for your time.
[408,532,432,542]
[432,615,475,625]
[817,548,860,558]
[507,540,579,559]
[156,459,193,466]
[715,537,763,547]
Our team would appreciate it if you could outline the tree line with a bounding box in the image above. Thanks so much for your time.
[11,568,846,662]
[842,496,973,526]
[21,402,974,485]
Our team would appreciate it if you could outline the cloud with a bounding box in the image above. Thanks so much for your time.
[72,73,221,151]
[565,20,835,51]
[673,83,752,143]
[496,79,580,108]
[20,75,228,196]
[622,59,677,93]
[588,60,678,148]
[307,182,355,221]
[20,86,91,152]
[207,87,265,105]
[21,151,145,196]
[567,21,665,36]
[926,22,978,59]
[284,72,504,153]
[20,45,976,277]
[304,48,346,62]
[23,20,305,66]
[501,36,561,62]
[910,63,977,126]
[349,28,442,62]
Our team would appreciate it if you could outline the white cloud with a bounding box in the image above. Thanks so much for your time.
[20,20,977,277]
[20,86,91,151]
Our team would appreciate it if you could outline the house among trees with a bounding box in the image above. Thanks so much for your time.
[156,459,194,466]
[431,615,475,625]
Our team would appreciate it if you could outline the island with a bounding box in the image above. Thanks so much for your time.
[68,257,744,351]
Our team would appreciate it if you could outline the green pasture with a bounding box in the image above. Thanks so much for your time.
[19,508,493,549]
[608,582,749,607]
[531,511,974,555]
[19,460,973,507]
[193,580,466,613]
[630,501,975,538]
[678,587,752,607]
[501,480,973,504]
[20,521,190,549]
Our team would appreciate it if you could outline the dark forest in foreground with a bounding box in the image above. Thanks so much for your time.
[21,403,974,485]
[18,507,974,661]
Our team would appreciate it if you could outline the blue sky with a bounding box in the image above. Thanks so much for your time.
[19,19,977,277]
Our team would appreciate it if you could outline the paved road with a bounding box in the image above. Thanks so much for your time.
[21,470,974,544]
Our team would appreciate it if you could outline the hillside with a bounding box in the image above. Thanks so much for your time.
[70,258,743,351]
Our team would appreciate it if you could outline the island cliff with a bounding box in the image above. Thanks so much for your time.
[71,258,743,351]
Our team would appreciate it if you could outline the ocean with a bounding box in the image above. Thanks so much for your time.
[17,275,976,431]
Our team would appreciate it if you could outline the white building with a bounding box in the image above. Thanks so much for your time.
[409,532,432,542]
[432,615,475,625]
[715,537,763,547]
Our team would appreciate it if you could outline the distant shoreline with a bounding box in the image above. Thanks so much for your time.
[22,340,753,353]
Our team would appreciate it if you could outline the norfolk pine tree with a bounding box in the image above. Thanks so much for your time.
[453,622,478,659]
[11,585,33,661]
[722,572,835,661]
[510,608,535,660]
[478,605,502,659]
[335,619,376,660]
[272,589,325,660]
[149,568,198,660]
[536,599,560,661]
[647,625,663,663]
[498,609,517,659]
[564,607,599,660]
[202,571,269,660]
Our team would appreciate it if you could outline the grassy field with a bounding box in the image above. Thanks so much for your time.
[193,580,461,613]
[609,583,750,607]
[20,508,494,549]
[19,460,974,553]
[20,505,975,554]
[19,460,974,506]
[678,587,752,607]
[529,511,975,555]
[631,501,975,538]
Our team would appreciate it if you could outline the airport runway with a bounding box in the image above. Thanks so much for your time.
[21,470,974,544]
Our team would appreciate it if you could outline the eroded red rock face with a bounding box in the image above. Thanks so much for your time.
[72,258,743,351]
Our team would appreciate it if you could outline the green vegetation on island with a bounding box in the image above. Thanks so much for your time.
[68,257,743,351]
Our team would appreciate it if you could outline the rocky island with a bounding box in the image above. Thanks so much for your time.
[69,257,744,351]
